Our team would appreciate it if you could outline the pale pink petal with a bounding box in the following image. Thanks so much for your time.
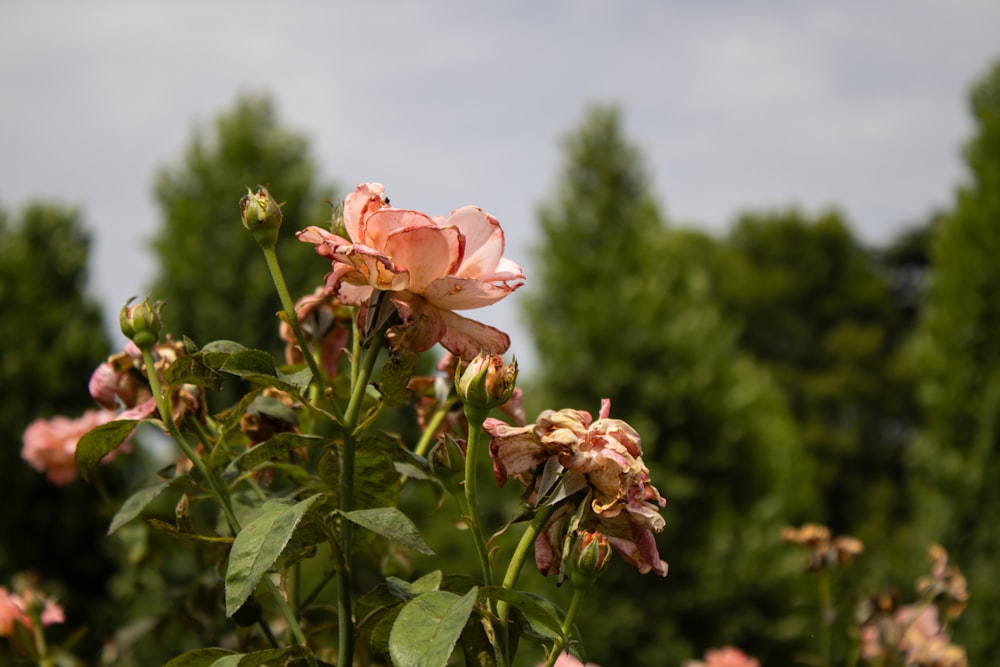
[446,206,506,278]
[297,226,352,258]
[331,244,410,291]
[382,225,460,292]
[484,418,549,486]
[388,296,448,354]
[422,276,521,310]
[343,182,387,242]
[361,208,440,252]
[437,309,510,359]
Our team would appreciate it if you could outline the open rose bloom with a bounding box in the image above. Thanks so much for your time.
[298,182,525,360]
[485,398,668,577]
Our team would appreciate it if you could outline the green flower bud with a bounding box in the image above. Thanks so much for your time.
[428,434,467,489]
[240,185,283,248]
[120,296,164,350]
[455,353,517,412]
[569,530,613,589]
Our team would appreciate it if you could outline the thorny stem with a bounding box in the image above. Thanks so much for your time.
[141,348,319,667]
[545,586,586,667]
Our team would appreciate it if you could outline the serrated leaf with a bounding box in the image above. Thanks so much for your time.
[164,355,224,390]
[221,349,278,378]
[208,647,296,667]
[224,434,330,477]
[225,495,323,617]
[75,419,139,482]
[162,647,236,667]
[108,478,174,535]
[477,587,566,643]
[277,366,313,393]
[386,570,443,600]
[214,387,265,433]
[318,435,402,511]
[340,507,434,555]
[389,588,478,667]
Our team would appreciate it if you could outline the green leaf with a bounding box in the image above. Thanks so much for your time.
[389,587,478,667]
[208,647,296,667]
[220,349,278,378]
[386,570,443,600]
[225,495,323,617]
[108,478,175,535]
[224,433,330,477]
[214,387,265,433]
[340,507,435,555]
[164,355,224,390]
[75,419,139,482]
[319,435,402,511]
[277,366,313,393]
[477,587,566,643]
[199,340,248,369]
[162,648,236,667]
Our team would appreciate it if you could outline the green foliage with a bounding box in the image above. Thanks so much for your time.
[524,105,818,663]
[908,59,1000,662]
[149,93,336,363]
[711,210,915,545]
[0,200,112,656]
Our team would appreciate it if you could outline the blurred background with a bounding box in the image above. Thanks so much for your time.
[3,1,1000,664]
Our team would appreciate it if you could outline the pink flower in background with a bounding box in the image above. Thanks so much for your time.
[535,652,601,667]
[0,585,64,637]
[21,410,118,486]
[280,287,351,378]
[298,182,525,360]
[684,646,760,667]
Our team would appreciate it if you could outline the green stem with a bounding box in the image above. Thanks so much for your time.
[414,400,454,460]
[141,348,318,667]
[497,504,557,627]
[336,326,387,667]
[462,412,495,589]
[545,587,586,667]
[260,245,328,398]
[818,569,833,667]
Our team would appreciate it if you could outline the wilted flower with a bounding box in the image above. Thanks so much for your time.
[279,287,351,378]
[860,602,968,667]
[783,523,863,570]
[683,646,760,667]
[916,543,969,620]
[298,182,525,360]
[484,399,668,577]
[21,410,120,486]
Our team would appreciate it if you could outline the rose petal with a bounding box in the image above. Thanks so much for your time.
[437,309,511,359]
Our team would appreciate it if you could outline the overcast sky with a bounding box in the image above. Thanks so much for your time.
[2,1,999,368]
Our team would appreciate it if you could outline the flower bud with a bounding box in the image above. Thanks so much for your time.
[568,530,613,589]
[428,434,467,488]
[119,296,164,350]
[240,185,283,247]
[455,353,517,412]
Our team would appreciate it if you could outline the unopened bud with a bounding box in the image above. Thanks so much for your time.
[240,185,283,247]
[120,296,164,350]
[455,353,517,412]
[569,530,612,589]
[428,435,467,488]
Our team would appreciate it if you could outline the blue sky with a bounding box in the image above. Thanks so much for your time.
[2,1,999,368]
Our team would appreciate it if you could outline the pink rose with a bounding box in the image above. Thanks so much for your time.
[21,409,118,486]
[535,652,600,667]
[684,647,760,667]
[280,287,351,379]
[298,183,525,360]
[0,586,64,638]
[485,399,668,577]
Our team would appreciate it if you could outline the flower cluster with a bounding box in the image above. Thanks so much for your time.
[782,523,864,571]
[484,398,668,577]
[89,338,205,424]
[858,543,969,666]
[0,579,64,658]
[298,182,525,360]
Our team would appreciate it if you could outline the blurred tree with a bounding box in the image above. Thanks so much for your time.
[0,201,112,655]
[523,106,819,664]
[710,211,915,548]
[149,93,337,360]
[907,59,1000,662]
